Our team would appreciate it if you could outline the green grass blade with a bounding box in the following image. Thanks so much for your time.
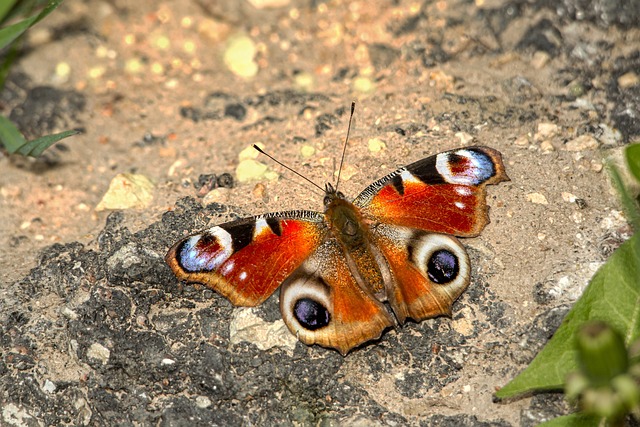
[536,413,602,427]
[17,129,79,156]
[0,39,21,89]
[0,115,78,157]
[0,13,37,51]
[0,114,26,153]
[627,143,640,183]
[29,0,64,27]
[495,233,640,399]
[0,0,19,23]
[0,0,64,50]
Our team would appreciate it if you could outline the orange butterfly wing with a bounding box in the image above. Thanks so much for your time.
[165,211,326,306]
[372,225,471,323]
[353,146,508,323]
[354,146,509,236]
[279,239,394,355]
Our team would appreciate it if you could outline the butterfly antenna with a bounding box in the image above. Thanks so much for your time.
[334,101,356,191]
[253,144,325,194]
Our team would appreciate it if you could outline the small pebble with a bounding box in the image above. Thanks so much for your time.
[618,71,639,89]
[95,173,155,211]
[239,144,262,161]
[236,159,276,182]
[86,343,110,365]
[534,123,559,141]
[294,72,315,91]
[353,76,375,94]
[368,138,386,153]
[195,396,212,408]
[335,164,357,181]
[591,160,603,172]
[152,35,171,50]
[224,34,258,78]
[561,192,577,203]
[247,0,291,8]
[300,145,316,157]
[1,185,21,198]
[202,188,228,204]
[530,51,550,69]
[564,134,599,151]
[198,18,231,44]
[540,140,555,152]
[455,132,474,145]
[597,124,622,146]
[43,380,56,394]
[53,62,71,84]
[526,192,548,205]
[61,307,79,320]
[125,58,145,75]
[252,182,267,199]
[88,66,106,79]
[514,135,529,147]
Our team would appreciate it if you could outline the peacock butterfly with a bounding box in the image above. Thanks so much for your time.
[165,105,509,355]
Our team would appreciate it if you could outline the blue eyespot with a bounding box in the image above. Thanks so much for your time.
[293,298,330,330]
[436,149,496,185]
[427,249,459,284]
[465,149,495,183]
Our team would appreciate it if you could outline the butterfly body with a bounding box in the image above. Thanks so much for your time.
[166,146,508,355]
[324,188,387,296]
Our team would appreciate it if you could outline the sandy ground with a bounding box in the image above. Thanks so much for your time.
[1,0,638,425]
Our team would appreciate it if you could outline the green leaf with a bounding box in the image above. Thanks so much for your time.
[16,129,79,156]
[610,163,640,233]
[0,0,19,22]
[0,12,37,49]
[495,233,640,399]
[0,0,64,50]
[0,115,78,157]
[0,114,26,153]
[537,413,602,427]
[627,143,640,183]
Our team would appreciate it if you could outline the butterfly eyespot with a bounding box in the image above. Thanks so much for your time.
[281,274,332,335]
[293,298,330,330]
[426,249,459,284]
[436,149,496,186]
[401,231,470,289]
[176,228,233,272]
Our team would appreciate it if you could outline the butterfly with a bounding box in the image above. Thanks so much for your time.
[166,123,508,355]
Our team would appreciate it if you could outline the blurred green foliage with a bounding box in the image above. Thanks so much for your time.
[0,0,79,158]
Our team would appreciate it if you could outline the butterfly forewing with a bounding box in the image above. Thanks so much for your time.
[353,146,509,236]
[165,211,327,306]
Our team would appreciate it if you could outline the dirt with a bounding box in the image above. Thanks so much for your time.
[1,0,638,425]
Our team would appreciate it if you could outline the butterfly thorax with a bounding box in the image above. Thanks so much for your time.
[324,184,387,296]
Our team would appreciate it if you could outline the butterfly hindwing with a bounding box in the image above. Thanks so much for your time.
[165,211,327,306]
[371,224,471,324]
[279,239,394,355]
[354,146,509,236]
